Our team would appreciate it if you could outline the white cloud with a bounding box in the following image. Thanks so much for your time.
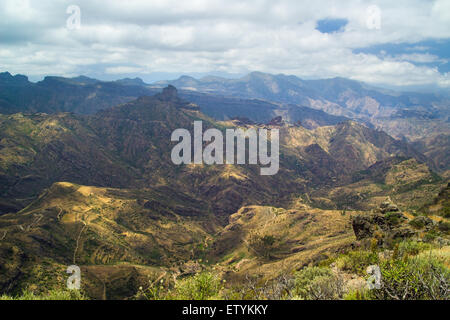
[105,66,144,74]
[0,0,448,88]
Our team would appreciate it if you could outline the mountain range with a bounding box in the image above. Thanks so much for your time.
[0,71,448,299]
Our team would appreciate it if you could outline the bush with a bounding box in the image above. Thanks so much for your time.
[438,221,450,234]
[335,250,379,274]
[294,266,344,300]
[369,255,449,300]
[0,289,87,300]
[222,274,295,300]
[138,272,222,300]
[343,288,370,300]
[248,234,278,260]
[442,207,450,219]
[424,230,439,242]
[397,240,432,257]
[385,212,401,226]
[171,272,221,300]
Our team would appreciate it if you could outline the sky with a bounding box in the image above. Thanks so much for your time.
[0,0,449,90]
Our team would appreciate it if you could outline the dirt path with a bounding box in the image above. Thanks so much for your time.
[26,213,43,231]
[73,221,87,265]
[57,206,63,220]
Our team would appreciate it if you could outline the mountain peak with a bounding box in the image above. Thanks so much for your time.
[0,72,29,85]
[116,77,146,86]
[243,71,272,80]
[159,85,178,101]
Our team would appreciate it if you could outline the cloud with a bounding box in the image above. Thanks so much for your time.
[0,0,449,88]
[105,66,144,74]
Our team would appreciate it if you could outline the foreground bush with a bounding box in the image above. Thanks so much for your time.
[294,266,345,300]
[369,255,449,300]
[0,289,87,300]
[221,274,295,300]
[335,250,379,274]
[397,240,432,257]
[172,272,222,300]
[139,272,222,300]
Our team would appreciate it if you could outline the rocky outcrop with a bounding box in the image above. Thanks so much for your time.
[409,216,437,231]
[352,199,415,242]
[267,116,284,126]
[158,85,178,101]
[352,212,387,240]
[379,199,400,214]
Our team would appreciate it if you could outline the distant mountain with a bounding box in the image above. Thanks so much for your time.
[0,72,159,115]
[2,71,448,142]
[156,71,450,142]
[412,133,450,174]
[179,90,349,129]
[0,71,349,129]
[115,77,147,86]
[0,86,431,215]
[1,71,448,173]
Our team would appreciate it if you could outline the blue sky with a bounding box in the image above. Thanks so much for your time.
[316,18,348,34]
[0,0,449,90]
[353,39,450,73]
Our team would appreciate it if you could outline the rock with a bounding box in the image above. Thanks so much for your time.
[158,85,178,101]
[389,227,416,240]
[380,200,399,214]
[351,213,387,240]
[409,216,436,230]
[385,211,408,226]
[352,199,416,243]
[267,116,284,126]
[231,117,256,126]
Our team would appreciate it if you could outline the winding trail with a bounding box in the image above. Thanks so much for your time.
[73,221,87,265]
[26,213,43,231]
[57,206,63,220]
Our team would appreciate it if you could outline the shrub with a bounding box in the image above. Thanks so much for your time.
[248,234,278,260]
[171,272,221,300]
[0,289,87,300]
[344,288,370,300]
[138,272,222,300]
[222,274,296,300]
[335,250,379,275]
[369,255,449,300]
[397,240,432,257]
[138,277,169,300]
[438,221,450,234]
[294,266,344,300]
[424,230,439,242]
[442,207,450,219]
[385,212,401,226]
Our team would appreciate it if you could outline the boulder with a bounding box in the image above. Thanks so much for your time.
[409,216,436,230]
[380,200,400,214]
[352,199,416,243]
[351,213,386,240]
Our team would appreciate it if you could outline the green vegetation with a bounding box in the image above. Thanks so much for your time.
[173,272,222,300]
[369,255,449,300]
[397,240,432,256]
[248,234,279,260]
[293,266,344,300]
[335,250,379,275]
[138,272,222,300]
[0,289,87,300]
